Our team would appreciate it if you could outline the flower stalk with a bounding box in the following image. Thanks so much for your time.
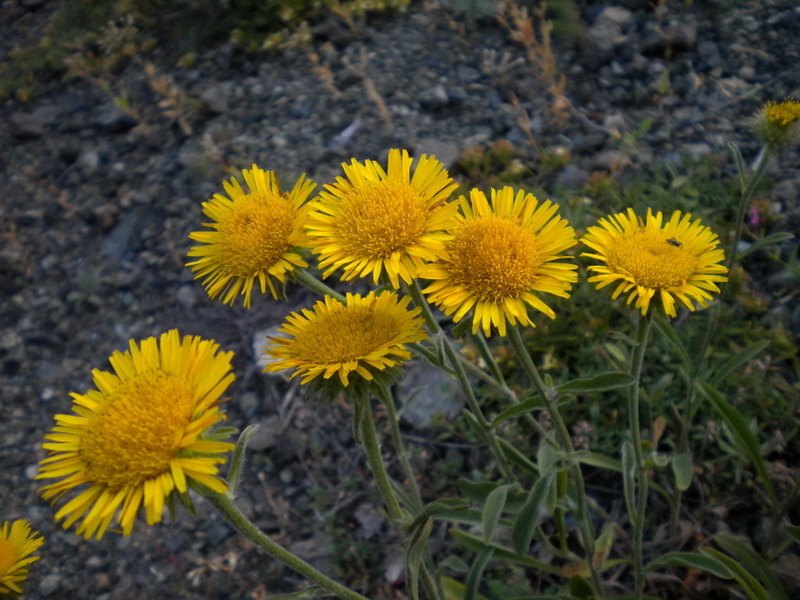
[628,311,653,600]
[508,325,605,598]
[201,489,369,600]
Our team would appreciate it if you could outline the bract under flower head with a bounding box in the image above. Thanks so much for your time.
[419,186,578,337]
[0,520,44,595]
[187,165,316,308]
[581,208,728,317]
[306,149,459,288]
[37,330,236,540]
[264,291,427,387]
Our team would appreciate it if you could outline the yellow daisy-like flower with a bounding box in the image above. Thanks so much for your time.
[264,291,427,387]
[187,165,316,308]
[37,330,236,540]
[581,208,728,317]
[751,99,800,148]
[763,99,800,128]
[0,520,44,595]
[419,187,578,337]
[306,148,459,288]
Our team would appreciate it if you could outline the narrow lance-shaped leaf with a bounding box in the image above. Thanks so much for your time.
[558,371,635,393]
[645,551,733,579]
[511,472,555,554]
[482,485,510,543]
[709,340,770,386]
[700,547,771,600]
[714,535,789,600]
[621,441,637,527]
[696,380,777,502]
[464,547,495,600]
[671,452,693,492]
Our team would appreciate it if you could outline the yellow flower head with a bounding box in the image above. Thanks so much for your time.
[187,165,316,308]
[0,520,44,595]
[419,187,578,337]
[751,99,800,147]
[581,208,728,317]
[264,291,427,387]
[37,330,236,540]
[306,149,459,288]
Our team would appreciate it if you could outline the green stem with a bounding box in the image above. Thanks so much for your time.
[507,325,604,598]
[201,490,369,600]
[353,392,409,527]
[405,280,514,480]
[294,269,345,302]
[727,143,775,275]
[375,383,423,510]
[628,312,653,600]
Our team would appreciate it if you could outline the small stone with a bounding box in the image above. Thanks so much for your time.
[683,143,712,159]
[415,138,460,169]
[738,65,756,81]
[557,165,589,189]
[38,574,62,596]
[199,81,234,114]
[95,103,137,132]
[175,285,197,310]
[419,84,450,111]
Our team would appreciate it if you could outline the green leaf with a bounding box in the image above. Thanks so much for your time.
[696,380,777,502]
[576,452,622,472]
[621,441,637,527]
[537,436,559,474]
[653,314,692,370]
[456,479,527,513]
[714,535,789,600]
[482,485,510,543]
[462,410,490,445]
[568,575,596,599]
[645,551,733,579]
[226,424,259,495]
[491,399,543,427]
[511,472,555,554]
[785,524,800,546]
[409,498,470,532]
[440,555,470,573]
[441,575,489,600]
[671,452,694,491]
[701,547,771,600]
[557,371,635,393]
[498,438,539,475]
[406,518,433,600]
[449,528,561,575]
[737,232,795,260]
[464,547,494,600]
[709,341,770,386]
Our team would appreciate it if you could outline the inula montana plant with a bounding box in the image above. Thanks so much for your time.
[21,96,798,600]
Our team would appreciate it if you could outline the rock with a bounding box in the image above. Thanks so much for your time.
[248,415,282,451]
[397,360,464,430]
[643,19,698,56]
[556,164,589,189]
[585,6,634,65]
[415,138,460,169]
[697,41,722,68]
[9,106,60,138]
[683,142,712,159]
[38,574,63,596]
[200,81,235,114]
[95,102,137,132]
[100,207,166,261]
[590,149,629,171]
[419,84,450,111]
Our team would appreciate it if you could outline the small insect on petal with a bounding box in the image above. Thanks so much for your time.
[665,238,682,247]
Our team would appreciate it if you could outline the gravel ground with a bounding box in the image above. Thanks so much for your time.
[2,0,799,598]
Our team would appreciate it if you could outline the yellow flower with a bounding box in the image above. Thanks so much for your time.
[751,99,800,148]
[0,520,44,595]
[187,165,316,308]
[581,208,728,317]
[37,330,236,540]
[264,291,427,387]
[419,187,578,337]
[763,99,800,128]
[306,149,459,288]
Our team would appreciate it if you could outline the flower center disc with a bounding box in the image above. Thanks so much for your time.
[608,232,697,288]
[218,192,294,276]
[79,370,195,489]
[291,306,401,364]
[336,181,427,257]
[450,216,541,301]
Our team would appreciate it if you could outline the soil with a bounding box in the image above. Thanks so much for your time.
[1,0,799,598]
